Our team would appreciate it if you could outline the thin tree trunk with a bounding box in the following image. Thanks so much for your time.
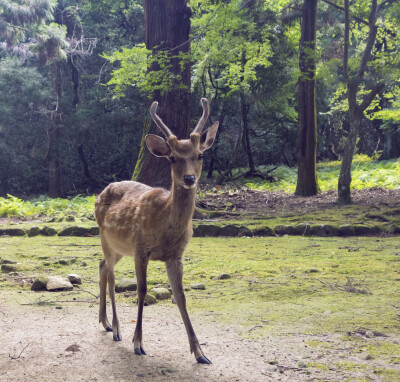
[133,0,192,188]
[240,93,256,174]
[295,0,320,196]
[207,103,225,178]
[337,0,383,204]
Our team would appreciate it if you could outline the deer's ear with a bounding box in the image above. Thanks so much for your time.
[146,134,171,157]
[200,122,219,151]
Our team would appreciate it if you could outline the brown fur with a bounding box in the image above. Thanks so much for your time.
[94,100,218,364]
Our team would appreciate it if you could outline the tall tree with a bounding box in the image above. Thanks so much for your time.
[132,0,192,188]
[295,0,320,196]
[337,0,384,204]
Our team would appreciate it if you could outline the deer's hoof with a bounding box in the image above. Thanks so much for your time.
[113,334,122,341]
[105,326,113,332]
[197,355,212,364]
[134,347,147,355]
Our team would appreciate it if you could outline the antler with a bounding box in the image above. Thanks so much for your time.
[192,98,210,134]
[149,101,173,138]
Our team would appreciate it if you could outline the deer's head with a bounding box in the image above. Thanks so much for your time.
[146,98,219,190]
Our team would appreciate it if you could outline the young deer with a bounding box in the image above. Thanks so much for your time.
[95,98,218,364]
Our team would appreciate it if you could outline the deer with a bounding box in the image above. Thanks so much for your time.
[94,98,218,364]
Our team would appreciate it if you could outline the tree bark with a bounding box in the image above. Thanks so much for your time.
[132,0,192,188]
[240,93,256,174]
[295,0,320,196]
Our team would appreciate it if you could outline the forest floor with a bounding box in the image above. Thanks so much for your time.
[1,188,400,381]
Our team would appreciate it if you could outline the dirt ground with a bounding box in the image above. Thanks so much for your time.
[1,292,399,382]
[0,297,315,382]
[199,187,400,217]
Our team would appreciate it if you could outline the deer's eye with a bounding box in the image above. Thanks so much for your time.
[169,156,176,163]
[198,154,204,161]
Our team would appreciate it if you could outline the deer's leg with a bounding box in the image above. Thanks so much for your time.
[133,255,148,355]
[166,257,211,364]
[99,258,112,332]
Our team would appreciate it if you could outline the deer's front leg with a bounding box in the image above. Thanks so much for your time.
[133,255,148,355]
[166,257,211,364]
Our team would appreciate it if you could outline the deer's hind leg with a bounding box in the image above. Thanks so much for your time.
[99,237,123,341]
[99,258,112,332]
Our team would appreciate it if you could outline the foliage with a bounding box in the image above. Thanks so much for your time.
[246,155,400,192]
[0,194,96,217]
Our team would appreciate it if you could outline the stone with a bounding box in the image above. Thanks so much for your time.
[274,225,297,236]
[354,225,381,236]
[144,294,157,305]
[0,228,25,236]
[58,226,91,237]
[68,274,82,284]
[46,276,74,291]
[89,226,99,236]
[218,273,231,280]
[1,264,18,273]
[27,226,41,237]
[193,224,221,237]
[41,226,57,236]
[338,225,355,236]
[238,226,253,237]
[219,224,240,237]
[115,279,137,293]
[1,259,16,264]
[252,226,274,236]
[150,287,171,300]
[191,283,205,290]
[295,224,312,236]
[311,224,338,237]
[31,276,49,291]
[65,215,75,222]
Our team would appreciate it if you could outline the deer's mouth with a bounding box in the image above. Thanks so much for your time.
[183,183,197,190]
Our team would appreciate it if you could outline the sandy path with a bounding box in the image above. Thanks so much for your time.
[0,299,314,382]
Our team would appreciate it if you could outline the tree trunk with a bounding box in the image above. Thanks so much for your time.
[382,125,400,160]
[295,0,320,196]
[133,0,192,188]
[48,125,61,197]
[48,61,63,197]
[240,93,256,174]
[337,0,383,204]
[207,103,225,178]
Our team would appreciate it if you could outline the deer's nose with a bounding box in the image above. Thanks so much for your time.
[183,175,196,186]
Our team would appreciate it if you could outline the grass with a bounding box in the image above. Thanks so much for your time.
[1,235,400,337]
[245,154,400,192]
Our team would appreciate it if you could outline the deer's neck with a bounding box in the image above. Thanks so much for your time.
[167,182,196,229]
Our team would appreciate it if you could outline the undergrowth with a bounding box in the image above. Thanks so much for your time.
[246,154,400,192]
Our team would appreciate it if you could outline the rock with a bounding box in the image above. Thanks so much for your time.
[31,276,49,291]
[1,264,18,273]
[193,224,221,237]
[238,226,253,237]
[219,224,240,237]
[252,226,274,236]
[65,215,75,222]
[41,226,57,236]
[218,273,231,280]
[354,225,381,236]
[68,274,82,284]
[1,259,16,264]
[27,226,41,237]
[362,353,373,360]
[295,224,312,236]
[0,228,25,236]
[191,283,205,290]
[115,279,137,293]
[46,276,74,291]
[310,224,338,237]
[150,287,171,300]
[298,362,307,368]
[309,268,319,273]
[58,226,91,237]
[338,224,356,236]
[89,226,99,236]
[144,294,157,305]
[274,225,297,236]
